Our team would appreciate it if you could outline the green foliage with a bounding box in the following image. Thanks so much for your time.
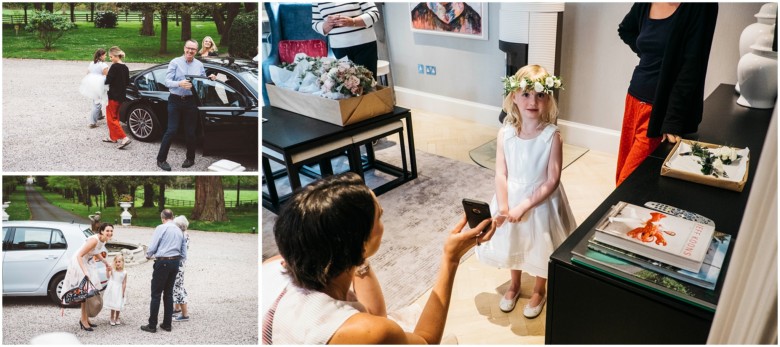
[95,11,118,28]
[6,185,31,221]
[4,21,220,62]
[24,11,75,50]
[227,10,257,59]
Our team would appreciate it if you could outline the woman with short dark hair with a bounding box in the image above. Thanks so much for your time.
[263,172,496,344]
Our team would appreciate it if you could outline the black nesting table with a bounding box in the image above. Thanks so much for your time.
[262,106,417,212]
[545,84,774,344]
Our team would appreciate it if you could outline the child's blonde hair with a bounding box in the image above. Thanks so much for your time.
[113,254,125,271]
[502,64,559,130]
[109,46,125,59]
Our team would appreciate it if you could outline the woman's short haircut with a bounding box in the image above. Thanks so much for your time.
[274,172,376,291]
[173,215,189,232]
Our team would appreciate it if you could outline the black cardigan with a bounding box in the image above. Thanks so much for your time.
[618,3,718,137]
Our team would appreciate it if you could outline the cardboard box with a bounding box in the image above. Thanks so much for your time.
[660,140,749,192]
[266,83,394,126]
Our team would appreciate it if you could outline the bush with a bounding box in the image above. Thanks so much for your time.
[227,10,258,59]
[95,11,118,29]
[25,11,76,50]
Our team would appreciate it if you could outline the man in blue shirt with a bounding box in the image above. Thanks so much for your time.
[156,39,215,171]
[141,209,187,333]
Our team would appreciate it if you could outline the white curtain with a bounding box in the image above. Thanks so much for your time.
[708,107,778,344]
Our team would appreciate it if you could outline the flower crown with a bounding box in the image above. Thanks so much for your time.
[502,74,563,96]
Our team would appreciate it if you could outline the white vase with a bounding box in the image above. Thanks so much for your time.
[736,32,777,109]
[736,3,776,94]
[119,201,133,209]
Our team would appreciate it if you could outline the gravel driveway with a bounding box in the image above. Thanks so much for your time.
[2,225,259,345]
[2,58,257,172]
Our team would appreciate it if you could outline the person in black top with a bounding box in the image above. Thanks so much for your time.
[104,46,132,149]
[615,3,717,185]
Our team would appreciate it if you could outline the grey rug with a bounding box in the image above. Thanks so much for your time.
[263,146,496,311]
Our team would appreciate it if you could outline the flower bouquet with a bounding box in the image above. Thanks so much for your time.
[269,53,377,100]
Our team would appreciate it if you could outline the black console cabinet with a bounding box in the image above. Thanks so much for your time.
[545,85,774,344]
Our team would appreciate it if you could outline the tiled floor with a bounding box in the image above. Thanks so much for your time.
[404,109,616,344]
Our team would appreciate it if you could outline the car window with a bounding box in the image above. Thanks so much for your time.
[137,69,169,92]
[2,227,9,250]
[192,79,243,107]
[82,228,95,238]
[50,229,67,249]
[238,71,258,96]
[10,228,55,251]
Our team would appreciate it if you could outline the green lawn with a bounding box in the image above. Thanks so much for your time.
[6,185,31,221]
[3,20,221,63]
[162,189,259,202]
[36,186,257,233]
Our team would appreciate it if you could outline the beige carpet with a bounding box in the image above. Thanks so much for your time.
[469,139,589,171]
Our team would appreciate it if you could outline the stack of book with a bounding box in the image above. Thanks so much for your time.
[571,201,733,311]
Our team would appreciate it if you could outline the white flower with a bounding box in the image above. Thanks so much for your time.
[712,158,725,172]
[546,76,554,88]
[728,147,738,162]
[519,78,527,91]
[554,79,562,88]
[534,81,544,93]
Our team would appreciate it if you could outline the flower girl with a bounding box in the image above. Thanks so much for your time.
[78,48,109,128]
[103,254,128,326]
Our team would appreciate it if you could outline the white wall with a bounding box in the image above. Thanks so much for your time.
[385,2,765,153]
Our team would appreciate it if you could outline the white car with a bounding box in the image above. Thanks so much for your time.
[2,221,108,306]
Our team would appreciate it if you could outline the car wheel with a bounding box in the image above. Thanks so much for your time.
[48,272,76,307]
[126,104,161,142]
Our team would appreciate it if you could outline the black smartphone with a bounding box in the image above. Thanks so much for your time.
[462,198,491,229]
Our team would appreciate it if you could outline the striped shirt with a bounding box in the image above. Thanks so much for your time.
[312,2,379,48]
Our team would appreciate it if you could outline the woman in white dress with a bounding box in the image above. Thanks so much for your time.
[172,215,190,321]
[60,223,113,331]
[79,48,109,128]
[103,254,127,326]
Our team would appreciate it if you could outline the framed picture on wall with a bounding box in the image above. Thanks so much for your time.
[409,2,488,40]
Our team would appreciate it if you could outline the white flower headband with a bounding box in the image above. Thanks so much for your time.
[502,74,563,96]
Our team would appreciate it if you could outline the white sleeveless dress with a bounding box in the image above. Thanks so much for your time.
[59,234,105,299]
[103,270,126,311]
[262,260,364,344]
[476,124,577,278]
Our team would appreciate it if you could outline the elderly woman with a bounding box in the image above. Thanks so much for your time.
[262,172,495,344]
[60,223,114,331]
[172,215,191,322]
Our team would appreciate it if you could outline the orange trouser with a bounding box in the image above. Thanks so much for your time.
[616,93,662,186]
[106,99,127,141]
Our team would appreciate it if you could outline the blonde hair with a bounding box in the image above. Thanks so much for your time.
[200,36,218,55]
[109,46,125,59]
[501,64,559,130]
[113,254,125,271]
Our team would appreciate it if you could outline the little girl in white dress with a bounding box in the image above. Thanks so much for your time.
[103,254,128,326]
[79,48,108,128]
[476,64,576,319]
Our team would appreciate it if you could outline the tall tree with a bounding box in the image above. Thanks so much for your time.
[191,177,228,221]
[68,3,75,22]
[180,7,192,42]
[125,3,156,36]
[159,8,169,53]
[44,3,54,12]
[209,3,241,46]
[143,183,155,208]
[90,3,94,22]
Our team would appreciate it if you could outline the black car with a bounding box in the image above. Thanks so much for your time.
[119,57,258,156]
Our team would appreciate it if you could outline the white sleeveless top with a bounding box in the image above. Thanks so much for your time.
[262,259,363,344]
[476,124,576,277]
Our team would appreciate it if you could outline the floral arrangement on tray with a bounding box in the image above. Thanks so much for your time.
[269,53,377,100]
[663,140,750,187]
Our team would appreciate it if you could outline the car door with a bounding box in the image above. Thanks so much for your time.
[189,76,258,155]
[2,227,67,294]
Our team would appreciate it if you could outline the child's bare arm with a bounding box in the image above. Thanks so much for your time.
[122,272,127,297]
[494,127,510,215]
